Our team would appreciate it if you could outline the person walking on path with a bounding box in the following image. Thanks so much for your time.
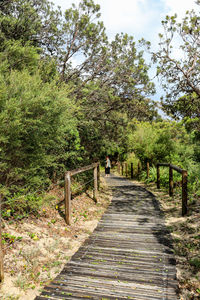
[105,156,111,177]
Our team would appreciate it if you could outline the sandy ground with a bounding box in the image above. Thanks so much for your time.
[0,177,112,300]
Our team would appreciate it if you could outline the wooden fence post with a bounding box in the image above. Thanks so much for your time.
[97,164,100,191]
[125,163,128,177]
[182,170,188,216]
[0,194,4,282]
[122,163,124,176]
[93,165,98,202]
[117,162,120,174]
[147,162,149,178]
[137,161,140,178]
[157,164,160,189]
[64,172,71,225]
[169,165,173,197]
[131,163,133,179]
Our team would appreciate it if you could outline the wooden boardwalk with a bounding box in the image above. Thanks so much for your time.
[35,175,179,300]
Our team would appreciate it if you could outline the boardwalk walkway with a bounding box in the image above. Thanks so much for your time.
[35,174,179,300]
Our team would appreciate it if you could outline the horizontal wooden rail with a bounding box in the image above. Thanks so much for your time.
[157,163,170,167]
[170,164,185,174]
[157,163,188,216]
[70,163,99,176]
[64,163,100,225]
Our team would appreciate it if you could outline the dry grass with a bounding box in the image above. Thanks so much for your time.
[0,177,112,300]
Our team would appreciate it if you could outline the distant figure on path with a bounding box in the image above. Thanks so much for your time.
[105,156,111,177]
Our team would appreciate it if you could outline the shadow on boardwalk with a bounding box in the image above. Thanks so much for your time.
[35,174,179,300]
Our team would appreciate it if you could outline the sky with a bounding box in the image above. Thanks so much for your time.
[51,0,198,106]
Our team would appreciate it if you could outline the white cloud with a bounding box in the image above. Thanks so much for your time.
[97,0,148,33]
[93,0,168,41]
[52,0,199,42]
[163,0,198,18]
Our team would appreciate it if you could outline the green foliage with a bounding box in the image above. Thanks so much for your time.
[61,0,107,81]
[0,40,40,71]
[2,191,44,219]
[2,232,22,245]
[128,121,182,165]
[126,153,140,177]
[152,6,200,118]
[0,0,63,56]
[1,0,199,219]
[140,166,181,188]
[0,68,80,191]
[127,120,200,198]
[189,258,200,270]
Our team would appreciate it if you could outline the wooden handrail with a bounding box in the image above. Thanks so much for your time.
[69,163,99,176]
[157,163,170,167]
[157,163,186,174]
[156,163,188,216]
[64,163,100,225]
[170,164,185,174]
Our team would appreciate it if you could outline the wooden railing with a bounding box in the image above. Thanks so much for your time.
[64,163,100,225]
[0,163,100,282]
[117,161,188,217]
[157,163,188,216]
[118,162,134,179]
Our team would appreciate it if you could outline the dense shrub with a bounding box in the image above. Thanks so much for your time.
[0,69,80,193]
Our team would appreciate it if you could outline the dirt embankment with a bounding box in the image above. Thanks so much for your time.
[0,178,112,300]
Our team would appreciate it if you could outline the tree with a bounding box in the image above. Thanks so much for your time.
[0,0,158,184]
[75,32,156,122]
[152,3,200,117]
[59,1,157,157]
[60,0,107,82]
[0,68,80,190]
[128,120,191,167]
[0,0,63,56]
